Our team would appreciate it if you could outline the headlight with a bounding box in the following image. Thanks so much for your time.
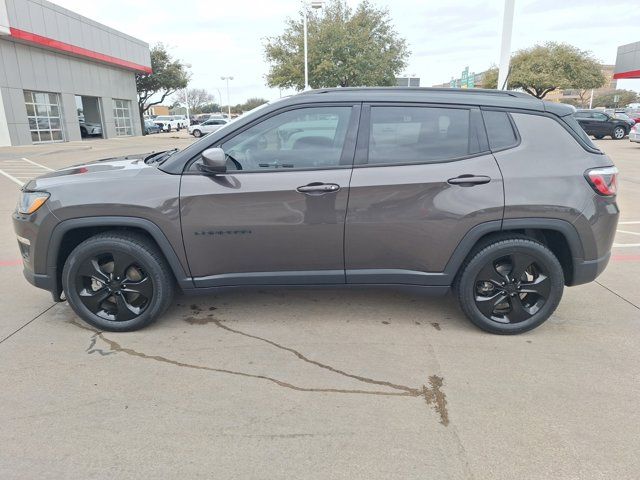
[17,191,50,215]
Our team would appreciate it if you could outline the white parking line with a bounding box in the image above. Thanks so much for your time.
[21,157,54,171]
[617,230,640,237]
[613,243,640,248]
[0,156,54,186]
[619,221,640,225]
[0,169,24,186]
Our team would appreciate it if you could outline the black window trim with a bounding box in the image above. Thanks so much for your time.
[479,107,522,153]
[183,102,362,175]
[354,102,491,168]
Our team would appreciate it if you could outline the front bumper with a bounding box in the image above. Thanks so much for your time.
[12,207,63,301]
[630,132,640,143]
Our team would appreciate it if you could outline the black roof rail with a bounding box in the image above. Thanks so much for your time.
[300,86,532,99]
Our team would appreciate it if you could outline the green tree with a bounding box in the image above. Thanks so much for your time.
[481,66,498,89]
[508,42,605,99]
[592,89,639,108]
[199,103,222,114]
[242,97,269,111]
[136,44,190,133]
[264,0,409,90]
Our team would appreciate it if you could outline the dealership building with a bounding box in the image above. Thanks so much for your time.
[0,0,151,146]
[614,41,640,81]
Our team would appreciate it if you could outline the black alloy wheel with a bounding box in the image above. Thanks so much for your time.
[75,251,152,322]
[63,232,174,331]
[473,253,550,324]
[456,237,564,334]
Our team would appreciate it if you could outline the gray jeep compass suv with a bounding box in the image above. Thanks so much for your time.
[13,88,619,334]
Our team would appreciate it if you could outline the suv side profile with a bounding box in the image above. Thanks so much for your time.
[13,88,619,334]
[573,109,630,140]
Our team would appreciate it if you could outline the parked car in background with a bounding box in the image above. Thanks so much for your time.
[173,115,190,129]
[79,119,102,138]
[153,116,181,132]
[630,124,640,143]
[144,120,161,134]
[13,88,618,335]
[623,109,640,123]
[188,118,228,137]
[573,109,630,139]
[604,110,636,126]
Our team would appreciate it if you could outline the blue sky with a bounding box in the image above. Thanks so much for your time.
[54,0,640,104]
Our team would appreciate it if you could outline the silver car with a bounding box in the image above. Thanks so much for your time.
[188,118,228,137]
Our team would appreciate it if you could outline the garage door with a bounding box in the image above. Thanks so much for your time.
[24,91,64,144]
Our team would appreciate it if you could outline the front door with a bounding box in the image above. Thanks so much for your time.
[180,104,359,287]
[344,104,504,285]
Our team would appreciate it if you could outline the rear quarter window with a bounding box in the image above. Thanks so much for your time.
[482,110,518,151]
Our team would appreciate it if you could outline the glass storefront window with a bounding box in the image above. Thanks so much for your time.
[113,99,133,136]
[24,90,64,144]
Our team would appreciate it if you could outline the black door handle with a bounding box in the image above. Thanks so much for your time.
[447,175,491,186]
[296,183,341,194]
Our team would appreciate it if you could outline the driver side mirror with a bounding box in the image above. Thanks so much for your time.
[198,147,227,174]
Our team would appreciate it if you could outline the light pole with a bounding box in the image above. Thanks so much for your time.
[183,88,190,123]
[497,0,515,90]
[303,1,324,90]
[220,76,233,118]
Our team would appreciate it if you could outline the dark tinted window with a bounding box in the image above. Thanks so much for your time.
[482,110,518,151]
[574,111,592,119]
[368,107,473,164]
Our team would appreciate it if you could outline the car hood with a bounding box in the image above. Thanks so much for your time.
[24,154,155,191]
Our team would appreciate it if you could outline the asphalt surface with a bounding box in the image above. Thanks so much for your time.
[0,132,638,479]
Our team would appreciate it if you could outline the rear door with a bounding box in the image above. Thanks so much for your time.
[344,103,504,285]
[591,112,610,135]
[180,103,359,286]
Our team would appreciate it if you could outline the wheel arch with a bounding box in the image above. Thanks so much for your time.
[47,217,193,300]
[445,218,584,286]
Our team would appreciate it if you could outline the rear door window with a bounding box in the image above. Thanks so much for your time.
[366,106,477,164]
[482,110,518,151]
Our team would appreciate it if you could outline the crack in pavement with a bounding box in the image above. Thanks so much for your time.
[69,319,450,425]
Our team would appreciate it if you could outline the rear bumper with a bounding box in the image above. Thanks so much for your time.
[570,252,611,286]
[630,132,640,143]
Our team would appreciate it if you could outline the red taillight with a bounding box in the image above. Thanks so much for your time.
[632,125,637,133]
[585,167,618,196]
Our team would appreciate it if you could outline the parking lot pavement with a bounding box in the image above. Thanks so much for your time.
[0,136,639,479]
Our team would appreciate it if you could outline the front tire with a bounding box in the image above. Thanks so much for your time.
[455,237,564,334]
[612,126,626,140]
[62,232,174,332]
[192,129,202,138]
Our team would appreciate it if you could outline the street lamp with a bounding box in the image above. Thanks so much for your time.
[303,1,324,90]
[220,76,234,118]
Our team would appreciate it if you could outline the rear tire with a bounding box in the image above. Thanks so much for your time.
[612,126,625,140]
[62,232,174,332]
[455,237,564,334]
[192,129,202,138]
[594,135,604,140]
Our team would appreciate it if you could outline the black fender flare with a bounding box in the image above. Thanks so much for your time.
[443,218,585,281]
[46,217,194,296]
